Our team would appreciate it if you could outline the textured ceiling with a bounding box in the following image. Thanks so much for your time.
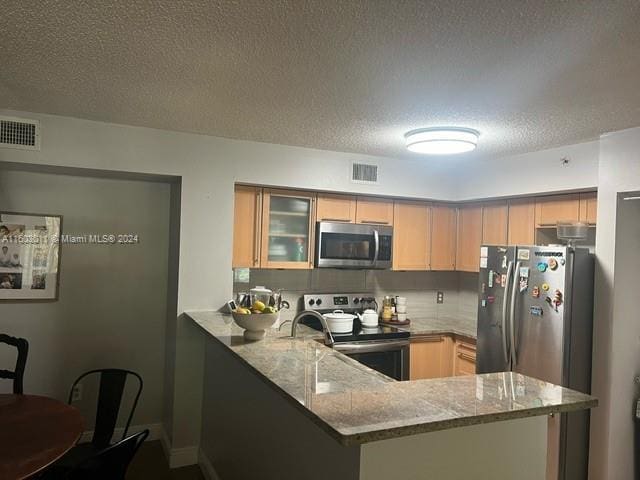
[1,0,640,161]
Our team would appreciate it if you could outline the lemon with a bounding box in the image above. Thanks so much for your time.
[251,301,266,312]
[236,307,251,314]
[262,306,277,314]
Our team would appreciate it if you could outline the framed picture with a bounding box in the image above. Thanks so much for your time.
[0,212,62,301]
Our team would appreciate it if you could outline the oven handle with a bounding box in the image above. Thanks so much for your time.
[333,340,409,354]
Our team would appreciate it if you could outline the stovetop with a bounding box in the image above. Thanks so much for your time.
[300,293,410,343]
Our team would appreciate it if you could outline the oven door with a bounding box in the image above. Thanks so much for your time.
[334,340,410,381]
[316,222,392,269]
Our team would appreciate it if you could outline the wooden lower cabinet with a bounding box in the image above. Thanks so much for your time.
[453,337,477,376]
[410,335,453,380]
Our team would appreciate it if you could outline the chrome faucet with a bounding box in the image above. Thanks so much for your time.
[291,310,334,348]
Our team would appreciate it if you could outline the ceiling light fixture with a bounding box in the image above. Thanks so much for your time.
[405,127,480,155]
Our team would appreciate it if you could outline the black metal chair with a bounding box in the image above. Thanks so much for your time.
[42,429,148,480]
[54,369,143,467]
[0,333,29,394]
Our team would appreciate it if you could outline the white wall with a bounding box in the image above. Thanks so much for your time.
[588,127,640,480]
[454,140,599,200]
[0,169,171,427]
[0,109,617,462]
[0,109,460,452]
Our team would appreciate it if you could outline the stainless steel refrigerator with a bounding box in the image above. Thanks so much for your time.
[476,245,594,480]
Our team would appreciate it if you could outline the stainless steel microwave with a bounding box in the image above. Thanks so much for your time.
[315,222,393,269]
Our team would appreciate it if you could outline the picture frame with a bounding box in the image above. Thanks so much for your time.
[0,211,63,301]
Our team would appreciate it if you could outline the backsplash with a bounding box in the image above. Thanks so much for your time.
[233,269,479,325]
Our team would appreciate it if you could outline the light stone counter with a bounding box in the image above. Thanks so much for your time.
[188,310,596,446]
[398,315,477,339]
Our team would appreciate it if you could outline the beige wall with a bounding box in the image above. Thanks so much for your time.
[0,169,172,428]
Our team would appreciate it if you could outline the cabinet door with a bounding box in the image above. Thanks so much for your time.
[260,189,316,269]
[535,194,580,227]
[430,205,457,271]
[456,205,483,272]
[579,192,597,225]
[507,198,536,245]
[410,335,453,380]
[393,201,431,271]
[233,185,262,268]
[453,338,477,376]
[355,197,394,225]
[316,193,356,223]
[482,202,508,246]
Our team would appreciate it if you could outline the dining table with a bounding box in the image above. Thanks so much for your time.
[0,394,84,480]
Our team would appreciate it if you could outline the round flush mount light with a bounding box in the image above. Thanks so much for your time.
[404,127,480,155]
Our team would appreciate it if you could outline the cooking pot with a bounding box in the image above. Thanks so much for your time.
[323,310,356,334]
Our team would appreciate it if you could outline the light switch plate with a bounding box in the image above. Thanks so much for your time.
[437,291,444,304]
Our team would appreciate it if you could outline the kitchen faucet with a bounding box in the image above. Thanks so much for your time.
[290,310,334,348]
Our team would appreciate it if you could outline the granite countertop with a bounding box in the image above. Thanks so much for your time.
[187,310,597,446]
[399,315,477,339]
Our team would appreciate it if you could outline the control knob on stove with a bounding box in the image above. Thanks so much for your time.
[315,298,322,306]
[353,298,360,305]
[308,299,315,306]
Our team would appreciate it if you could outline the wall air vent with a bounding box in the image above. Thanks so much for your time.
[351,162,378,184]
[0,116,40,150]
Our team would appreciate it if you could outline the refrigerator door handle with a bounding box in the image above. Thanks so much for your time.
[509,261,522,367]
[501,261,514,367]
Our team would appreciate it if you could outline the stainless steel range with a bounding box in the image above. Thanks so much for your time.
[300,293,410,381]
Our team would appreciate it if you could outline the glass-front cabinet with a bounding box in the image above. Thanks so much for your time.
[260,189,316,269]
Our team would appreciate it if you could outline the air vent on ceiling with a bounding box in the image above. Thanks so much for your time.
[351,162,378,184]
[0,116,40,151]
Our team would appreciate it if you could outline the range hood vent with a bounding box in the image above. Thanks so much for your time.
[351,162,378,184]
[0,116,40,150]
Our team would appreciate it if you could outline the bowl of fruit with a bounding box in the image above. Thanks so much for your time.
[232,300,280,341]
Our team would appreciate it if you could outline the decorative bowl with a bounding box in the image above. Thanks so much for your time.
[232,312,279,340]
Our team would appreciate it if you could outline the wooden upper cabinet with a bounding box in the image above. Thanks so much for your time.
[260,189,316,269]
[535,194,580,227]
[579,192,597,225]
[456,205,483,272]
[507,198,536,245]
[430,204,457,271]
[355,196,394,225]
[393,201,431,271]
[481,202,508,246]
[233,185,262,268]
[316,193,356,223]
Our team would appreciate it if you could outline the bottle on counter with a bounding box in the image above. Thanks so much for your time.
[381,296,393,321]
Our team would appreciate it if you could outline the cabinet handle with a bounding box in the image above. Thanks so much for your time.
[457,351,476,362]
[321,218,351,222]
[254,192,261,266]
[359,220,389,225]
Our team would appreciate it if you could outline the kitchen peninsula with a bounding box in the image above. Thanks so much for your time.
[188,311,596,480]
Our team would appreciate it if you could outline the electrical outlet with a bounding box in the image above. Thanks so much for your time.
[437,291,444,304]
[71,384,82,402]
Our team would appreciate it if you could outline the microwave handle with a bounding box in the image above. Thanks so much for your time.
[372,229,380,267]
